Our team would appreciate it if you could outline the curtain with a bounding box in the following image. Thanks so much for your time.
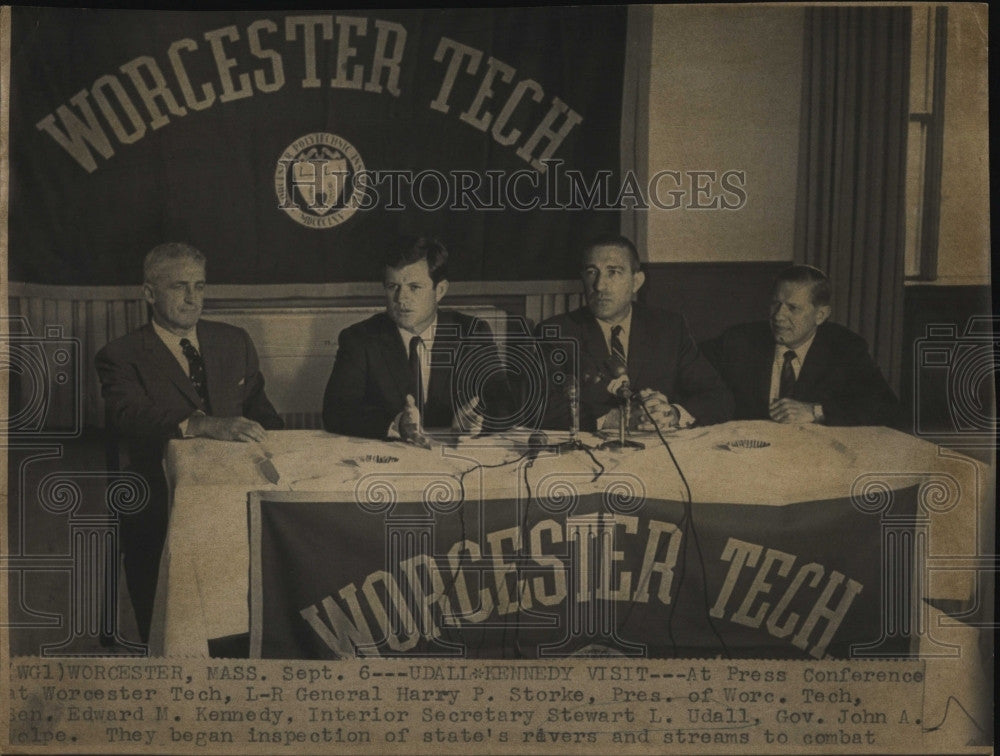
[794,7,911,390]
[619,5,653,256]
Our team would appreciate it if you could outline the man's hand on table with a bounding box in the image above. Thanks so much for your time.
[633,389,680,431]
[769,398,821,424]
[599,389,681,433]
[188,413,267,442]
[452,394,484,435]
[393,394,422,439]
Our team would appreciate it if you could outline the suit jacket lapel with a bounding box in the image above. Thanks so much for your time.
[753,326,775,416]
[198,321,227,414]
[796,327,830,393]
[626,306,654,388]
[141,324,203,409]
[427,312,458,412]
[377,315,411,403]
[580,310,610,376]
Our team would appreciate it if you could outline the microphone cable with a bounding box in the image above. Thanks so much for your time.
[437,448,534,656]
[511,432,606,657]
[577,443,606,482]
[636,394,732,659]
[604,387,687,656]
[512,452,539,658]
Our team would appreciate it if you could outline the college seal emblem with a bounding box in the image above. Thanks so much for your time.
[274,133,366,229]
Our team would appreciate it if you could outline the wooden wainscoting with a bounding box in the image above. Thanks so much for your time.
[6,280,582,430]
[203,303,512,430]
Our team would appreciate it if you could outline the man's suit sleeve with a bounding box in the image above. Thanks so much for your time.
[698,333,724,376]
[820,336,900,427]
[532,322,559,429]
[322,326,397,439]
[672,318,735,425]
[468,320,517,433]
[532,320,587,430]
[95,343,188,443]
[238,329,284,430]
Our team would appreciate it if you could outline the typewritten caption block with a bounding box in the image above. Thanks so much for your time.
[7,659,940,753]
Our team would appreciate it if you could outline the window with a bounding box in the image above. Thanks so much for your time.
[904,5,947,280]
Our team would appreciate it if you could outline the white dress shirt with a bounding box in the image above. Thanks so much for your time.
[150,319,202,436]
[594,307,694,429]
[768,332,817,404]
[397,316,436,406]
[151,318,199,373]
[595,310,632,363]
[388,317,437,436]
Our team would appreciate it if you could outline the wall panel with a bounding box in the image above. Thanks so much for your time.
[6,281,580,430]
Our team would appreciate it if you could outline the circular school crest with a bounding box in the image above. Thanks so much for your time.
[274,133,366,229]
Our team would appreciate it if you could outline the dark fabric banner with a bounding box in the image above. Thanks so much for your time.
[9,8,625,285]
[249,487,917,659]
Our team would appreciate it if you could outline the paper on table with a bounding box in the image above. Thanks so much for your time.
[254,443,280,484]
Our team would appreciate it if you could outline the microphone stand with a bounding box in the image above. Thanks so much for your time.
[597,387,645,452]
[553,384,589,453]
[529,384,605,482]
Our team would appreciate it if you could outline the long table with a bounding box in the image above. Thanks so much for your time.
[149,422,987,658]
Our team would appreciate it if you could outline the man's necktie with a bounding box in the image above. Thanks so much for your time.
[409,335,424,408]
[779,350,797,399]
[179,338,211,411]
[610,325,627,369]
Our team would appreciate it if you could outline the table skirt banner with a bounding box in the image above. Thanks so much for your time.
[248,483,918,660]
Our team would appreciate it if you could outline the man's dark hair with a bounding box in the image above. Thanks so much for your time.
[383,236,449,284]
[774,264,832,307]
[580,233,641,273]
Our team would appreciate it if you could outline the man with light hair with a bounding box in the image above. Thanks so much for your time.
[96,242,283,643]
[702,264,899,426]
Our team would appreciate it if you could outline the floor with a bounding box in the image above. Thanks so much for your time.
[6,430,143,657]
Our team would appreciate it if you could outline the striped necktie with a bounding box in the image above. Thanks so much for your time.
[179,338,210,411]
[779,350,797,398]
[610,324,627,369]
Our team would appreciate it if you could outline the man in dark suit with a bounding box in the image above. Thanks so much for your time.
[537,234,733,432]
[95,242,283,642]
[701,265,899,426]
[322,236,512,439]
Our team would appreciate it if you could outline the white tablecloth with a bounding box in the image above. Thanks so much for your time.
[149,421,988,656]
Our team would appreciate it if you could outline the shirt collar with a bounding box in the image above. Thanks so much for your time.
[398,315,437,350]
[774,329,817,364]
[595,306,633,348]
[151,317,197,349]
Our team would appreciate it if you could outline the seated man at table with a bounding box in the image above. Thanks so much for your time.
[95,242,283,642]
[536,234,733,432]
[701,264,899,426]
[322,236,514,439]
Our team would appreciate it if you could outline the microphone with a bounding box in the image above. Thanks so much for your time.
[528,431,550,459]
[566,383,579,441]
[608,364,632,402]
[583,361,631,401]
[594,364,645,452]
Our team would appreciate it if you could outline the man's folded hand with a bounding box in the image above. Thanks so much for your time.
[188,414,266,442]
[769,397,817,424]
[452,395,484,435]
[633,389,679,431]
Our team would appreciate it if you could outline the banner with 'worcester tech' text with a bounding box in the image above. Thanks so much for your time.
[249,488,915,660]
[9,8,626,285]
